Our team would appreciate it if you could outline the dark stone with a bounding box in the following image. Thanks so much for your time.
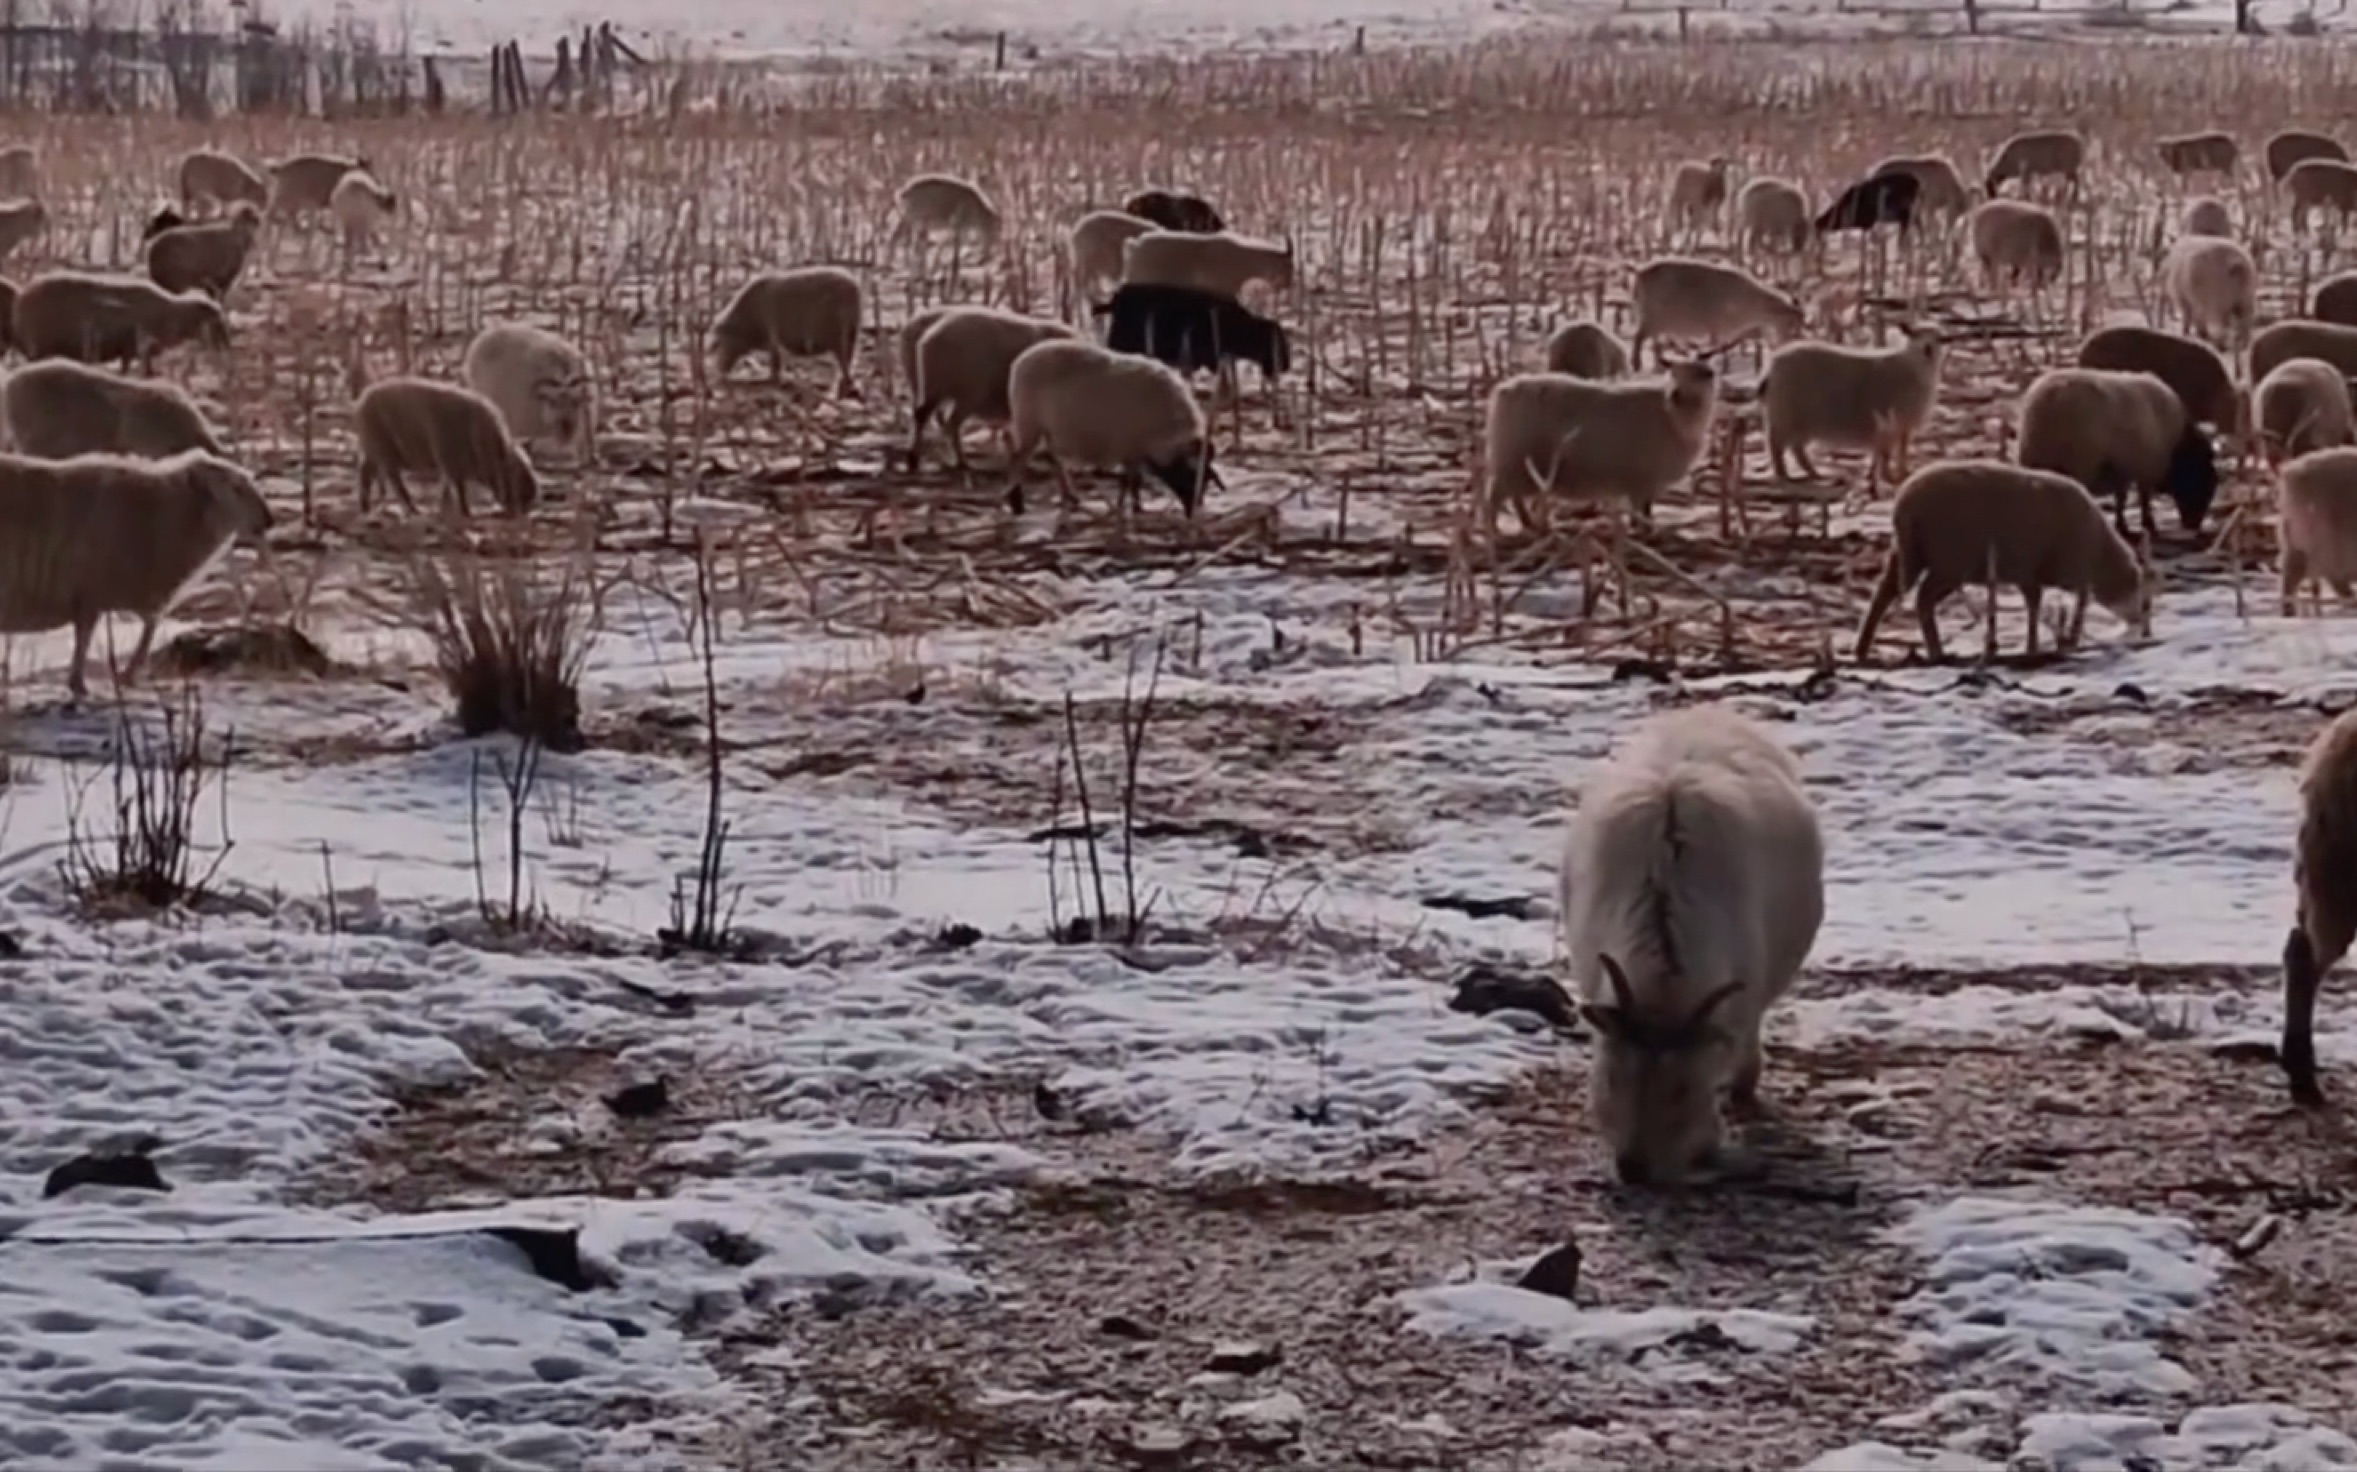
[1448,962,1578,1031]
[1516,1241,1582,1302]
[43,1147,167,1199]
[487,1225,601,1292]
[1207,1340,1281,1375]
[603,1079,670,1119]
[1099,1312,1158,1341]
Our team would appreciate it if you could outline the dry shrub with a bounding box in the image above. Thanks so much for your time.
[60,685,234,916]
[411,551,598,754]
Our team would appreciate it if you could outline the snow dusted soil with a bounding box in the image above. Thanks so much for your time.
[3,31,2357,1472]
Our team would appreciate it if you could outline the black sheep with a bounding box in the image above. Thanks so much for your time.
[142,205,186,243]
[1092,281,1291,388]
[1814,169,1920,235]
[1122,188,1226,234]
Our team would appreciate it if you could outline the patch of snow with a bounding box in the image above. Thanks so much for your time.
[1399,1272,1812,1384]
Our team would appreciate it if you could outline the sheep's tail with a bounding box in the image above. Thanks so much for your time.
[1852,540,1908,661]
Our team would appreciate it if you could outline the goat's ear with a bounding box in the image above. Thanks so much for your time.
[1578,1002,1623,1039]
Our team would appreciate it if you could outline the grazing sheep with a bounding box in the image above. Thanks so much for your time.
[0,447,270,698]
[2162,233,2259,350]
[2074,324,2245,441]
[2255,358,2355,467]
[13,270,231,372]
[1855,459,2149,663]
[2312,271,2357,326]
[351,376,539,518]
[176,148,269,215]
[2287,157,2357,233]
[0,359,226,460]
[1984,128,2086,198]
[2283,705,2357,1105]
[1761,328,1944,489]
[1543,320,1631,381]
[462,322,597,461]
[1814,171,1919,236]
[2157,130,2240,179]
[892,173,1000,249]
[1865,155,1973,220]
[0,197,45,260]
[0,144,38,199]
[2274,446,2357,618]
[1121,189,1225,234]
[328,170,397,259]
[141,205,185,243]
[1094,282,1290,389]
[1967,199,2066,297]
[2017,366,2219,536]
[1629,256,1803,365]
[1557,704,1824,1185]
[708,266,863,396]
[1663,158,1736,239]
[1068,209,1160,304]
[2251,319,2357,384]
[1120,229,1296,300]
[1737,176,1812,254]
[1003,337,1218,516]
[144,202,262,300]
[2180,195,2234,237]
[900,305,1076,471]
[1484,361,1719,530]
[266,152,367,218]
[2267,128,2348,184]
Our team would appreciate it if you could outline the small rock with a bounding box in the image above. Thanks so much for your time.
[1449,961,1578,1031]
[1207,1339,1282,1375]
[1516,1240,1582,1302]
[1099,1312,1157,1341]
[929,922,983,952]
[603,1079,669,1119]
[1224,1389,1306,1445]
[43,1148,167,1199]
[1032,1080,1067,1121]
[2115,682,2150,706]
[1128,1425,1193,1460]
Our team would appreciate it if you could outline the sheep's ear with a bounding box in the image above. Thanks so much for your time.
[1598,952,1637,1011]
[1578,1002,1625,1040]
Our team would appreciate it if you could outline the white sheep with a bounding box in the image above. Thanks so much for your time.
[267,152,367,219]
[176,148,269,215]
[1866,154,1973,221]
[2179,195,2233,238]
[1067,209,1159,306]
[902,305,1077,471]
[2286,157,2357,235]
[2255,358,2354,467]
[1628,256,1803,366]
[0,197,45,261]
[2074,323,2246,444]
[2253,319,2357,385]
[1662,158,1736,241]
[2157,130,2239,180]
[1966,198,2065,299]
[1484,361,1719,531]
[2274,446,2357,617]
[13,270,231,373]
[463,322,597,462]
[1983,128,2086,199]
[352,376,539,518]
[1557,703,1823,1184]
[1735,177,1811,257]
[1120,229,1296,301]
[1760,327,1943,490]
[0,447,270,698]
[2018,365,2220,536]
[2267,128,2348,184]
[2283,705,2357,1105]
[1543,319,1631,380]
[329,170,398,262]
[0,359,226,460]
[2162,233,2259,351]
[892,173,1001,251]
[1854,458,2150,663]
[1004,337,1217,517]
[145,202,263,300]
[708,266,863,396]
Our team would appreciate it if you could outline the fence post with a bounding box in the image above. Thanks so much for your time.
[1965,0,1981,33]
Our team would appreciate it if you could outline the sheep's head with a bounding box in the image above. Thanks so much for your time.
[1665,359,1719,416]
[2164,424,2220,533]
[176,294,232,352]
[188,453,272,544]
[1177,195,1225,233]
[708,317,751,378]
[1581,954,1743,1185]
[535,376,596,455]
[1763,290,1806,340]
[142,205,185,242]
[498,440,542,515]
[1142,436,1219,517]
[227,201,263,234]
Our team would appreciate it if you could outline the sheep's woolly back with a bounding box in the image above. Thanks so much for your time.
[1736,177,1811,251]
[2252,319,2357,384]
[1543,320,1631,380]
[2278,446,2357,594]
[895,174,999,235]
[911,307,1076,423]
[353,376,538,514]
[2256,359,2355,463]
[2074,324,2242,433]
[1,359,225,460]
[2296,708,2357,968]
[1761,332,1942,450]
[13,270,227,365]
[2179,196,2234,238]
[2313,272,2357,326]
[2268,129,2349,182]
[1867,155,1971,216]
[2288,158,2357,216]
[1630,256,1803,345]
[1556,703,1822,1022]
[709,267,863,374]
[144,204,262,298]
[1872,459,2144,621]
[1985,129,2085,190]
[2016,367,2185,489]
[0,448,268,634]
[329,170,396,221]
[2158,131,2239,174]
[2163,234,2258,343]
[269,153,364,213]
[1119,230,1295,298]
[1067,209,1159,294]
[1006,338,1205,470]
[178,148,268,210]
[462,321,596,451]
[1484,366,1717,511]
[1967,199,2064,288]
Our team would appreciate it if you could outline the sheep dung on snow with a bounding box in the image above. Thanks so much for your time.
[1,359,226,460]
[1003,337,1219,517]
[708,266,863,397]
[2251,319,2357,386]
[329,170,398,257]
[351,376,540,518]
[1556,703,1823,1185]
[2073,323,2245,443]
[1737,177,1811,254]
[266,152,367,217]
[2273,446,2357,619]
[1983,128,2085,197]
[2157,130,2240,178]
[0,197,44,260]
[2312,270,2357,326]
[1854,458,2150,664]
[1121,189,1225,234]
[463,321,597,462]
[1966,199,2065,297]
[177,148,269,214]
[1543,320,1631,380]
[892,173,1000,248]
[899,305,1076,471]
[1484,360,1719,531]
[2283,703,2357,1105]
[2267,128,2349,184]
[2255,358,2355,466]
[2017,365,2219,536]
[1068,209,1160,304]
[144,201,263,300]
[1760,327,1943,490]
[0,447,270,699]
[1120,229,1296,300]
[2179,195,2234,238]
[13,270,231,372]
[1628,256,1803,365]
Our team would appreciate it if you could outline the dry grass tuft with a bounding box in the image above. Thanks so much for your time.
[409,550,599,753]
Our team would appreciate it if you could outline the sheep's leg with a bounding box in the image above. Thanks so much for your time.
[1726,1015,1766,1118]
[1892,426,1912,483]
[66,615,93,700]
[835,351,862,401]
[2022,586,2044,657]
[1913,580,1950,663]
[1791,445,1823,481]
[906,402,934,471]
[123,616,158,687]
[2334,577,2357,609]
[944,409,971,473]
[2065,586,2090,648]
[2281,548,2308,617]
[1768,434,1794,482]
[2283,924,2327,1106]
